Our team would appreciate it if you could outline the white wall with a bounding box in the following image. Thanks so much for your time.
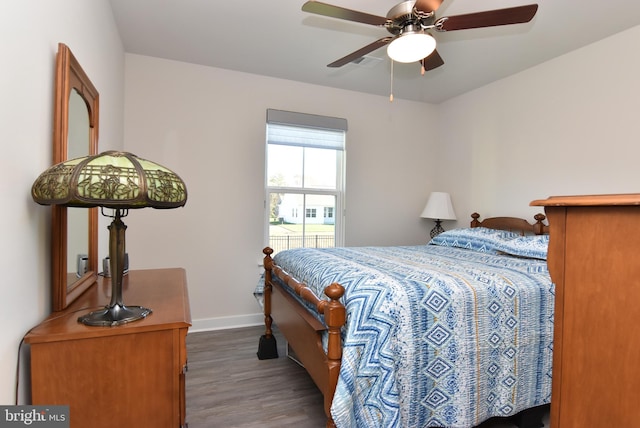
[122,55,438,331]
[436,25,640,226]
[0,0,124,404]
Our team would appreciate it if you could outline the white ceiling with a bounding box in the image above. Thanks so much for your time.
[108,0,640,104]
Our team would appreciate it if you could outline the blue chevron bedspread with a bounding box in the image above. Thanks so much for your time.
[273,242,553,428]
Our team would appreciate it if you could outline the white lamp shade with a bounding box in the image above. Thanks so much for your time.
[387,32,436,63]
[420,192,457,220]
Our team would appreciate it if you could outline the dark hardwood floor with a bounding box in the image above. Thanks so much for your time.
[185,325,549,428]
[186,325,326,427]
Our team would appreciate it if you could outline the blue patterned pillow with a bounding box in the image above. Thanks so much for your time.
[429,227,520,254]
[495,235,549,260]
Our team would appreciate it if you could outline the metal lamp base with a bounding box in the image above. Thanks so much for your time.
[78,304,152,327]
[430,219,445,239]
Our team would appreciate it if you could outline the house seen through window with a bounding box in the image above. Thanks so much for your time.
[265,109,346,255]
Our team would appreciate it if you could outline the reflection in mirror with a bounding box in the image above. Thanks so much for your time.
[68,90,89,157]
[66,90,90,290]
[51,43,99,311]
[67,207,88,287]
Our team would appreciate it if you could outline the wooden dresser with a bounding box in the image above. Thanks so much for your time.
[531,194,640,428]
[25,268,191,428]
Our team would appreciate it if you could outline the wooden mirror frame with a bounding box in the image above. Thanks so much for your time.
[52,43,99,311]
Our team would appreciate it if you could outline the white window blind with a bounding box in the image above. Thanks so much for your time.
[266,109,347,150]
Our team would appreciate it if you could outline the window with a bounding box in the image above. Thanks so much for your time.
[265,109,346,255]
[324,207,334,219]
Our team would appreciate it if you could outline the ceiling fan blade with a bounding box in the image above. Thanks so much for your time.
[414,0,444,14]
[436,4,538,32]
[302,1,388,27]
[421,49,444,72]
[327,37,393,67]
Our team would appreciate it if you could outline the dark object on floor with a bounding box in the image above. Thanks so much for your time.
[257,333,278,359]
[512,404,549,428]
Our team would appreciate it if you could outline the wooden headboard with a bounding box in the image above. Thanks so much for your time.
[470,212,549,235]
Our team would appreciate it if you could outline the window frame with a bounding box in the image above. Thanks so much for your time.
[264,109,346,253]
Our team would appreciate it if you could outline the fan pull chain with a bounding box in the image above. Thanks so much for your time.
[389,60,394,102]
[421,58,426,76]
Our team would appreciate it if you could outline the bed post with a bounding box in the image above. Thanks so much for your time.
[257,247,278,360]
[322,283,346,428]
[533,213,547,235]
[470,212,481,227]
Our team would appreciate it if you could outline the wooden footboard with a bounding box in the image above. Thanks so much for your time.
[259,247,345,428]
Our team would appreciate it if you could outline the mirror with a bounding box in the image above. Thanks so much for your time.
[51,43,99,311]
[66,91,90,294]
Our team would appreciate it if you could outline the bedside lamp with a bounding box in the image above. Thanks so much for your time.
[421,192,456,238]
[32,151,187,326]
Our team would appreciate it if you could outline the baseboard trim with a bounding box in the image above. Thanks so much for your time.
[190,313,264,333]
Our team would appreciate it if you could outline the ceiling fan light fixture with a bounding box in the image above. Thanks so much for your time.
[387,31,436,63]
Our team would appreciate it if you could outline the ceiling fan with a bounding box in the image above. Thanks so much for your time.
[302,0,538,73]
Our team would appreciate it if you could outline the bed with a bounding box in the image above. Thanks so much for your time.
[258,213,552,428]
